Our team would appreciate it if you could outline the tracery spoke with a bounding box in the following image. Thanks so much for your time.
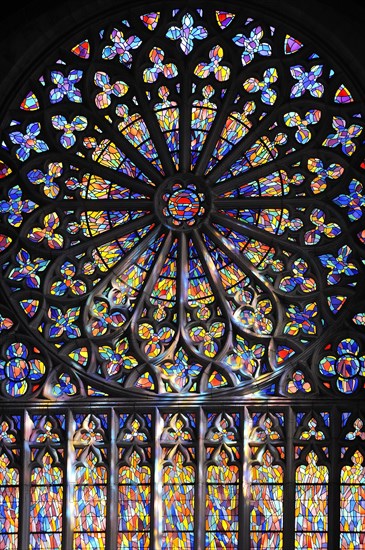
[199,225,279,339]
[212,214,338,298]
[22,152,157,199]
[183,230,232,361]
[40,199,153,210]
[205,100,335,184]
[193,55,258,176]
[130,230,175,323]
[212,210,303,248]
[203,223,279,296]
[46,101,166,184]
[44,221,160,303]
[212,146,352,197]
[20,203,154,258]
[213,166,290,198]
[216,198,289,209]
[84,226,168,339]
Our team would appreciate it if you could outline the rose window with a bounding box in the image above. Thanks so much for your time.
[0,3,365,399]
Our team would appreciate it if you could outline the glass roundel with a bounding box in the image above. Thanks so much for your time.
[0,2,365,397]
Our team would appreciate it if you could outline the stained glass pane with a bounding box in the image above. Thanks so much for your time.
[340,532,365,550]
[118,532,150,550]
[0,534,18,548]
[0,453,19,538]
[73,532,106,550]
[73,453,107,546]
[206,450,239,544]
[29,533,63,549]
[119,451,151,546]
[0,486,19,533]
[162,451,195,547]
[250,533,283,550]
[340,450,365,548]
[30,453,63,539]
[250,451,284,549]
[295,452,328,548]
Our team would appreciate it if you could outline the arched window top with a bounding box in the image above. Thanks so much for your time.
[296,450,329,483]
[0,1,365,403]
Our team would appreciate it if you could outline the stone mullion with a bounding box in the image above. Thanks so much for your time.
[241,406,251,549]
[62,408,75,550]
[328,406,341,550]
[283,406,296,550]
[194,407,206,550]
[18,409,31,550]
[153,407,164,550]
[106,408,118,550]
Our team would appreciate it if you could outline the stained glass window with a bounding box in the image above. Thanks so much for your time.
[72,415,108,549]
[250,450,283,549]
[30,453,63,548]
[29,415,65,549]
[340,449,365,549]
[0,417,19,549]
[118,413,152,549]
[206,448,239,547]
[161,413,196,548]
[295,451,329,549]
[0,0,365,548]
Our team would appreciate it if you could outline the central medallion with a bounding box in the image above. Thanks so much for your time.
[167,186,201,222]
[156,175,210,230]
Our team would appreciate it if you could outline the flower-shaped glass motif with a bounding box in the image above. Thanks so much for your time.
[232,26,272,66]
[0,4,364,398]
[284,303,317,336]
[102,28,142,67]
[166,13,208,55]
[289,65,324,98]
[319,245,358,285]
[143,48,178,83]
[51,115,88,149]
[284,109,321,144]
[88,300,126,337]
[319,339,365,394]
[307,157,344,194]
[0,343,45,397]
[8,249,49,289]
[243,67,278,105]
[94,71,128,109]
[98,338,137,377]
[27,212,64,249]
[51,372,77,397]
[0,185,37,227]
[50,261,87,296]
[27,162,63,199]
[48,306,81,339]
[323,116,363,156]
[333,179,365,221]
[304,208,341,245]
[279,259,316,293]
[49,70,83,104]
[9,122,48,161]
[160,348,202,391]
[194,45,230,81]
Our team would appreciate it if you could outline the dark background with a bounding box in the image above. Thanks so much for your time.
[1,0,365,79]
